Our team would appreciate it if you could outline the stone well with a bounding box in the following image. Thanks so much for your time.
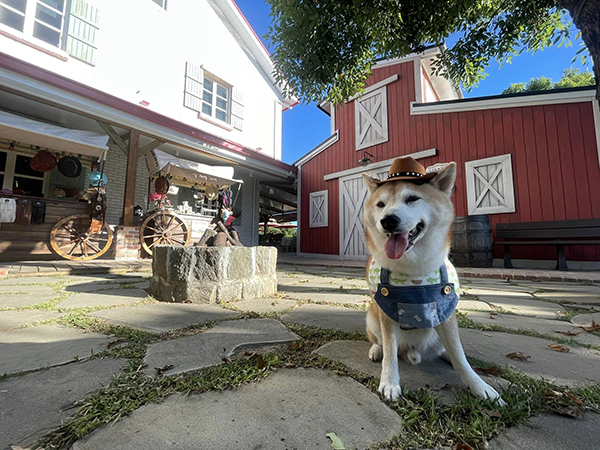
[150,246,277,303]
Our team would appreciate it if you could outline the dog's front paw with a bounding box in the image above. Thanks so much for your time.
[474,383,506,406]
[378,381,402,401]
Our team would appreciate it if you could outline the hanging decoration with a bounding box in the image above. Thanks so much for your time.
[30,150,57,172]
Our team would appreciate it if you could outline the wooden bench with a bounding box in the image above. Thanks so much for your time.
[496,219,600,270]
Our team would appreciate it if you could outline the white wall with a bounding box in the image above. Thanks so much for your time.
[0,0,283,159]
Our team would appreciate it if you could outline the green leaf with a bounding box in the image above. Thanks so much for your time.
[326,432,346,449]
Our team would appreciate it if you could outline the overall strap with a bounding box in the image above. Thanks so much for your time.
[380,267,390,285]
[440,263,449,284]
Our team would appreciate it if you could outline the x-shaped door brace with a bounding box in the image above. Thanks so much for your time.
[312,196,325,223]
[474,164,505,207]
[342,181,368,255]
[357,96,383,142]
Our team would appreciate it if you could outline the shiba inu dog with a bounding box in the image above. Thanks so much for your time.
[362,156,503,404]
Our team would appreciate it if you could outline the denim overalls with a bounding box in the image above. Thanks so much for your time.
[373,263,459,329]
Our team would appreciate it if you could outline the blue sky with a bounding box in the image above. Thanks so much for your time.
[235,1,590,165]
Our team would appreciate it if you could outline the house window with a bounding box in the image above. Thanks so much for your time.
[183,62,244,130]
[0,150,45,196]
[65,0,100,65]
[355,86,389,150]
[151,0,167,10]
[202,76,230,123]
[465,154,516,215]
[0,0,68,47]
[309,190,328,228]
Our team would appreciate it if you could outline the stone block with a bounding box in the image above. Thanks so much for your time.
[185,281,217,304]
[256,246,277,275]
[193,248,228,281]
[166,247,196,281]
[152,246,169,279]
[228,247,253,280]
[216,282,243,303]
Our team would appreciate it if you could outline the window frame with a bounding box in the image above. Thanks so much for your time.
[309,190,328,228]
[0,0,70,51]
[0,149,48,193]
[355,85,389,151]
[201,75,231,125]
[465,154,516,215]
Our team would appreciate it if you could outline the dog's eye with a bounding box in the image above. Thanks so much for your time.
[376,201,385,208]
[405,195,421,204]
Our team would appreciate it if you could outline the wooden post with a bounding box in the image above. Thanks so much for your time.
[123,129,139,226]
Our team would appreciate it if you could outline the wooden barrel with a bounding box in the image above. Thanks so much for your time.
[451,215,493,268]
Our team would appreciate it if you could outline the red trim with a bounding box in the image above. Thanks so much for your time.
[0,52,297,173]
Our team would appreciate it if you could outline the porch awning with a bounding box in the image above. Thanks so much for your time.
[0,110,109,158]
[147,149,242,187]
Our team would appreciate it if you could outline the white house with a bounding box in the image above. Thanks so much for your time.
[0,0,298,261]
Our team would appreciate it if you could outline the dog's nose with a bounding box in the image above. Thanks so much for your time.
[380,215,400,232]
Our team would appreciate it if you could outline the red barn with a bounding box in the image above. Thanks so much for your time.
[295,47,600,268]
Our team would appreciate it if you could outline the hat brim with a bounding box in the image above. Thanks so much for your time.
[374,172,437,185]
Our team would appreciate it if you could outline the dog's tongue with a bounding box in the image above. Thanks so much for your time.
[385,232,409,260]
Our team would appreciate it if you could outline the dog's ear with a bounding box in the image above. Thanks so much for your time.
[362,174,382,193]
[431,162,457,195]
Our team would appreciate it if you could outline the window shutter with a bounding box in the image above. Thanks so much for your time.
[183,62,204,113]
[355,86,388,150]
[231,87,244,131]
[309,190,328,228]
[66,0,100,65]
[465,154,516,215]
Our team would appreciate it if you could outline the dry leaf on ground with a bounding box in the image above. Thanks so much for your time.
[565,390,584,406]
[475,366,504,377]
[580,320,600,333]
[106,338,127,349]
[555,330,580,336]
[486,409,502,418]
[552,406,584,419]
[154,364,174,375]
[244,351,267,370]
[454,443,474,450]
[220,348,232,363]
[506,352,531,361]
[548,344,570,353]
[326,432,346,450]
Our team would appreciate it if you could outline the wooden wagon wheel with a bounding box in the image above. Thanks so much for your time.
[50,214,113,261]
[140,211,190,255]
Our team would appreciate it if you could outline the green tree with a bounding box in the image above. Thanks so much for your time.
[266,0,600,104]
[502,69,595,94]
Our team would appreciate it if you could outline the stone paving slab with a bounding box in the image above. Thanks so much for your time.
[281,304,367,334]
[55,288,149,309]
[489,413,600,450]
[72,368,401,450]
[459,328,600,386]
[144,319,298,375]
[64,280,149,293]
[0,285,56,295]
[0,276,66,285]
[91,303,240,333]
[534,291,600,305]
[0,358,127,450]
[0,286,57,309]
[514,282,600,294]
[456,299,493,311]
[570,312,600,328]
[464,311,600,347]
[480,296,565,319]
[315,340,506,404]
[466,288,535,298]
[282,290,371,305]
[227,298,298,313]
[0,310,65,331]
[0,324,114,374]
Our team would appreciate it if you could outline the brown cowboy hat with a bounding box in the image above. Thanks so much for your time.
[375,156,437,184]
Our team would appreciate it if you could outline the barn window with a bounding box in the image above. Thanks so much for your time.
[465,154,516,215]
[355,86,388,150]
[309,190,328,228]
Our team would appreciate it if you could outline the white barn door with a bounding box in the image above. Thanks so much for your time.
[339,166,391,259]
